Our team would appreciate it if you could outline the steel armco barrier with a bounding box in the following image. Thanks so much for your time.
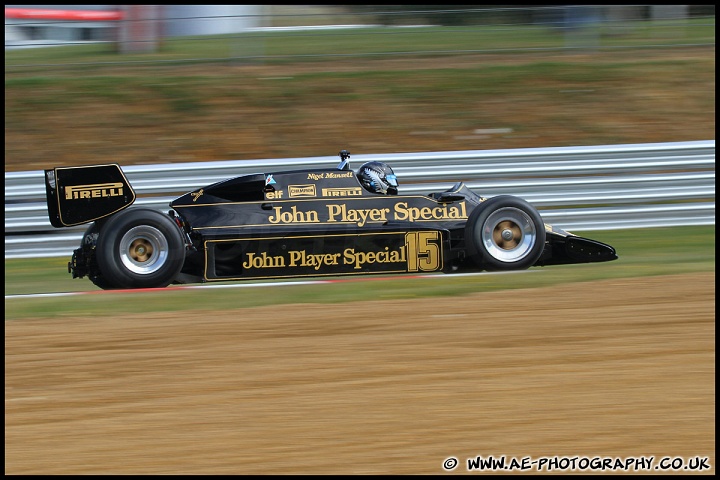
[5,140,715,259]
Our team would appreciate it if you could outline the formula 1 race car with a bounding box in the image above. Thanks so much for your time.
[44,150,617,290]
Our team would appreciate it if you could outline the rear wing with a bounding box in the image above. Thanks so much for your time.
[45,164,136,227]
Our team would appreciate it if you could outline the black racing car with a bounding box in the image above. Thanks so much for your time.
[44,149,617,289]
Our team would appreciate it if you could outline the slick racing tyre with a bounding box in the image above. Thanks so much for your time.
[465,195,546,271]
[95,208,186,289]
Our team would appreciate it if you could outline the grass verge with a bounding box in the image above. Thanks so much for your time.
[4,225,715,320]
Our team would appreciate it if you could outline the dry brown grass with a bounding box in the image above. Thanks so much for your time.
[4,49,715,172]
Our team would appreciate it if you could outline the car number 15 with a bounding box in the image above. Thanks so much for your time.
[405,231,442,272]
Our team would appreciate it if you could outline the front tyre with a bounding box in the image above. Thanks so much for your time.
[465,195,546,271]
[95,208,186,289]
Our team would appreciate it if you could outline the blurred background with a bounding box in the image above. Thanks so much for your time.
[5,5,716,53]
[4,4,716,172]
[5,10,715,474]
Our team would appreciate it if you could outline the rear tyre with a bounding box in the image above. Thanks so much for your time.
[95,208,186,289]
[465,195,546,271]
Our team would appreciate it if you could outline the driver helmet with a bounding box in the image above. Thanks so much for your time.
[357,161,398,195]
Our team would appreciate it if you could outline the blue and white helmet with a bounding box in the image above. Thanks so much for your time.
[357,161,398,195]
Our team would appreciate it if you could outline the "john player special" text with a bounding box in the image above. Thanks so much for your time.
[243,246,407,270]
[267,201,467,226]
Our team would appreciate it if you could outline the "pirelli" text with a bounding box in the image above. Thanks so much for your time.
[65,182,124,200]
